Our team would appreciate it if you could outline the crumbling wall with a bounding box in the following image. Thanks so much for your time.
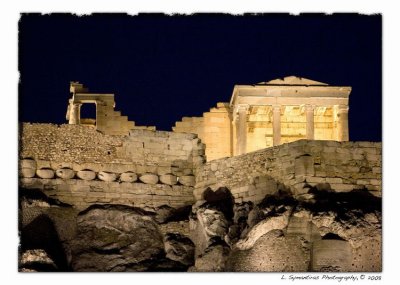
[19,123,206,210]
[195,140,382,203]
[173,102,232,161]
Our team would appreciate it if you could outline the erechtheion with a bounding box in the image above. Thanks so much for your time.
[174,76,351,160]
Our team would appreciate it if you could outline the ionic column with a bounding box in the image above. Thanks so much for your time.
[236,105,248,155]
[305,104,315,140]
[68,103,81,125]
[337,105,349,141]
[272,105,281,146]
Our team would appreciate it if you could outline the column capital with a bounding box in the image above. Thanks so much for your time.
[236,104,250,112]
[272,104,281,111]
[233,104,249,122]
[335,104,349,113]
[305,104,316,111]
[337,105,349,113]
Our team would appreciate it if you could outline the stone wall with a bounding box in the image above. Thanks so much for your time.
[20,123,205,166]
[19,123,206,210]
[173,102,232,161]
[20,177,195,210]
[194,140,382,203]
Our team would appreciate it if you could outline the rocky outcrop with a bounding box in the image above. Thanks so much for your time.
[70,205,164,271]
[164,233,195,266]
[188,186,381,272]
[18,180,381,272]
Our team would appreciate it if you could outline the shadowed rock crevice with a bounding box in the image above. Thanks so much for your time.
[203,187,234,221]
[19,214,70,271]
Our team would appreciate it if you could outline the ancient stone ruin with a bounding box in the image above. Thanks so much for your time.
[19,77,381,272]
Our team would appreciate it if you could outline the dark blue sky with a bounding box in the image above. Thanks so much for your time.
[19,13,382,141]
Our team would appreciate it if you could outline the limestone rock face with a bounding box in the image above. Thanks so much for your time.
[179,175,195,186]
[36,168,55,179]
[160,174,177,185]
[120,172,137,182]
[190,243,230,272]
[76,170,96,180]
[139,173,159,185]
[70,205,164,272]
[164,233,195,266]
[191,207,230,257]
[56,168,75,179]
[97,171,117,182]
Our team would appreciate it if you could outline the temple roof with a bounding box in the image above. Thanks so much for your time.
[258,76,328,86]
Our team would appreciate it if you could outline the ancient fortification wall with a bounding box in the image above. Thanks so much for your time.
[194,140,382,203]
[19,123,206,210]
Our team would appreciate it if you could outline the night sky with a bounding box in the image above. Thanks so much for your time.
[18,13,382,141]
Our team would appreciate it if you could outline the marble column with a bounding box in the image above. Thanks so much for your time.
[337,105,349,141]
[272,105,281,146]
[236,105,248,155]
[306,104,315,140]
[68,103,81,125]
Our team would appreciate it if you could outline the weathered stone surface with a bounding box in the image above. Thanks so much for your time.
[160,174,177,185]
[20,159,37,169]
[36,168,55,179]
[56,168,75,179]
[164,233,195,266]
[97,171,117,182]
[20,168,36,178]
[312,240,351,271]
[120,172,138,182]
[190,206,230,257]
[189,243,230,272]
[20,123,205,169]
[227,230,310,272]
[179,175,195,186]
[20,249,58,271]
[139,173,159,185]
[70,205,164,272]
[76,170,96,181]
[235,213,290,250]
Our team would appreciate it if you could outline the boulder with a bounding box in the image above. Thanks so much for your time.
[164,233,194,266]
[36,168,55,179]
[76,170,96,181]
[70,205,164,272]
[178,175,195,186]
[56,168,75,179]
[120,172,137,183]
[159,174,177,185]
[139,173,159,185]
[98,171,117,182]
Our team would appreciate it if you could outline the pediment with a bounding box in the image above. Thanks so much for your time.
[259,76,329,86]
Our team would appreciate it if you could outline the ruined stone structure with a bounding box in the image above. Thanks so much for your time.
[174,76,351,161]
[19,79,381,272]
[66,82,155,135]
